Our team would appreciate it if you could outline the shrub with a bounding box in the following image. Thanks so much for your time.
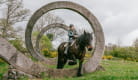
[42,48,57,58]
[107,56,113,60]
[102,56,113,60]
[32,31,52,50]
[42,48,50,57]
[102,56,106,59]
[50,51,58,58]
[0,58,5,63]
[9,39,28,53]
[47,33,54,41]
[105,47,138,62]
[85,53,91,58]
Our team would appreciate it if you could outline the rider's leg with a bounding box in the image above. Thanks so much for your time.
[68,40,77,64]
[65,38,72,54]
[64,43,69,54]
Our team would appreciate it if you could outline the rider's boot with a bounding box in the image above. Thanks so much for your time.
[64,42,70,54]
[64,46,69,54]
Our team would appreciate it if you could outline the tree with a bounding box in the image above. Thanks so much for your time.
[0,0,30,39]
[133,38,138,52]
[0,1,3,4]
[133,38,138,47]
[0,18,17,38]
[34,13,64,32]
[117,38,122,47]
[34,13,67,40]
[0,0,5,4]
[32,31,52,50]
[47,33,54,41]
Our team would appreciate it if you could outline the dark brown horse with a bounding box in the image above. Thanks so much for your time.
[57,31,93,76]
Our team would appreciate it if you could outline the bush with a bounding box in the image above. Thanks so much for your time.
[105,47,138,62]
[47,33,54,41]
[50,51,58,58]
[42,48,50,57]
[85,53,91,58]
[9,39,28,53]
[42,48,57,58]
[102,56,113,60]
[32,31,52,50]
[0,58,5,63]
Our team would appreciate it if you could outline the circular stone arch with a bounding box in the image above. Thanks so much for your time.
[35,23,68,55]
[25,1,105,74]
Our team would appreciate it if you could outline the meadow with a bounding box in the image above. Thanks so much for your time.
[0,59,138,80]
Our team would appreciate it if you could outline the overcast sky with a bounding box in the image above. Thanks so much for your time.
[1,0,138,46]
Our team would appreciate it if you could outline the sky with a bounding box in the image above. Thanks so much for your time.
[1,0,138,46]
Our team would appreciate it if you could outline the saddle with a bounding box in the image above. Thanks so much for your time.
[64,40,76,48]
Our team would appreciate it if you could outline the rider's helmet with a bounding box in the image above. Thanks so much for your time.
[69,24,74,28]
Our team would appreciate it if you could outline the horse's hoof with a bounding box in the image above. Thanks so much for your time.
[77,73,82,77]
[68,61,77,65]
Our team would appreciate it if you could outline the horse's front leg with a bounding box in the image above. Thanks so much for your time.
[77,59,84,76]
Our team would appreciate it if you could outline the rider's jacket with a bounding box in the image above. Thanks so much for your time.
[68,29,78,42]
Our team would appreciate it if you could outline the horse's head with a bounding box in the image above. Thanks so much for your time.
[83,31,93,51]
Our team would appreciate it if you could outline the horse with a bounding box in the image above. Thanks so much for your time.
[57,31,93,76]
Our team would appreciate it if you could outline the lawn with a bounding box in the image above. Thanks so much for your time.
[0,62,8,79]
[0,60,138,80]
[43,60,138,80]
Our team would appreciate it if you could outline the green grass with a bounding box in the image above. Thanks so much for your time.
[89,60,138,80]
[0,60,138,80]
[44,60,138,80]
[0,62,8,79]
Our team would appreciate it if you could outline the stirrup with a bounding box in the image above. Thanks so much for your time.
[64,50,68,54]
[64,52,67,54]
[68,60,77,65]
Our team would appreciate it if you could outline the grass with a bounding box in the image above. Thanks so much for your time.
[43,60,138,80]
[90,60,138,80]
[0,62,8,79]
[0,60,138,80]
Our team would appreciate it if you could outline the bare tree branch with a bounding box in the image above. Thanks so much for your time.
[0,0,30,39]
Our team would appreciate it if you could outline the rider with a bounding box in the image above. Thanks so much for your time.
[68,24,78,45]
[64,24,78,62]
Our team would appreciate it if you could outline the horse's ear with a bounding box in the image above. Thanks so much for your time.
[84,30,86,35]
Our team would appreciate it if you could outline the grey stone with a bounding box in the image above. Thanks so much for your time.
[25,1,105,74]
[3,65,34,80]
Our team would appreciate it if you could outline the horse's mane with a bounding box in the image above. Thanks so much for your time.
[76,34,87,51]
[76,32,92,51]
